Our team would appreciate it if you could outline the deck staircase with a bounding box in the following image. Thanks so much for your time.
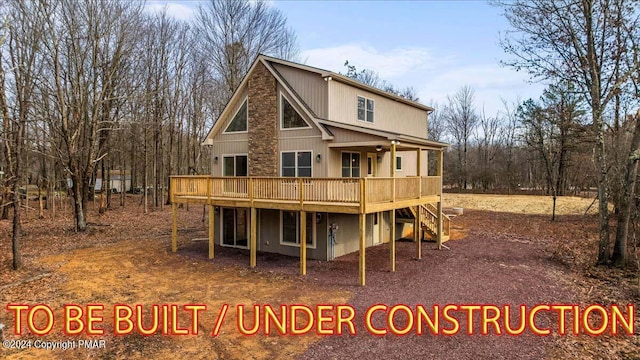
[396,204,450,242]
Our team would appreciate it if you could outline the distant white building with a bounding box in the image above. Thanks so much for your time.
[95,170,131,193]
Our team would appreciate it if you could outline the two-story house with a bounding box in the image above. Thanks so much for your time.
[169,55,449,286]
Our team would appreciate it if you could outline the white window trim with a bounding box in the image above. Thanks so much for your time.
[396,155,403,171]
[279,92,311,131]
[223,96,249,134]
[356,95,375,123]
[341,151,361,178]
[222,153,249,177]
[279,210,317,249]
[280,150,313,177]
[219,207,250,249]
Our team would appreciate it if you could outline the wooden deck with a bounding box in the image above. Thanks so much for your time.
[169,175,442,214]
[169,175,446,287]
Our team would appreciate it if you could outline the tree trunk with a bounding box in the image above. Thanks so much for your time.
[72,173,87,231]
[612,110,640,267]
[12,181,21,269]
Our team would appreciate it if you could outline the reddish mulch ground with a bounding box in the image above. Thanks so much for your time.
[2,198,639,359]
[183,210,639,359]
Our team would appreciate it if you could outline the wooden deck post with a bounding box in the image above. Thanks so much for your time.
[171,202,177,253]
[437,149,444,250]
[250,207,257,268]
[390,209,396,272]
[414,206,421,259]
[208,205,215,259]
[391,141,396,202]
[417,148,422,199]
[437,202,443,250]
[359,212,366,286]
[300,210,307,275]
[416,148,422,176]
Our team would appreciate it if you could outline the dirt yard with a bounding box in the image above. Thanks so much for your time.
[1,194,638,359]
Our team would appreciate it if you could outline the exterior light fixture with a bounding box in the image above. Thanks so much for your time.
[376,145,382,152]
[316,154,321,162]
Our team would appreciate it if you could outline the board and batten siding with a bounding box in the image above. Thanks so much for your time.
[277,83,326,177]
[259,209,328,260]
[328,80,428,137]
[208,86,249,177]
[272,63,328,119]
[378,150,428,177]
[328,126,388,144]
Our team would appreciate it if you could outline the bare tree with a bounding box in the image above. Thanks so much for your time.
[427,100,445,141]
[474,108,502,191]
[42,0,143,231]
[194,0,299,99]
[496,0,640,266]
[498,98,522,193]
[443,85,478,189]
[343,60,420,101]
[518,82,586,220]
[0,0,47,269]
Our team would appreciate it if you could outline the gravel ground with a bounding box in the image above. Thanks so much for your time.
[187,210,576,360]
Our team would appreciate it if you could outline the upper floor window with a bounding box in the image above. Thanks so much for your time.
[224,98,248,133]
[357,96,374,123]
[281,94,310,129]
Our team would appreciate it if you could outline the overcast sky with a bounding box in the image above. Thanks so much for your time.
[147,0,546,115]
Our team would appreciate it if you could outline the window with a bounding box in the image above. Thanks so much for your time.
[281,151,312,177]
[357,96,374,123]
[342,152,360,177]
[367,156,374,176]
[224,99,248,133]
[281,95,309,129]
[223,155,248,176]
[396,156,402,171]
[281,211,314,247]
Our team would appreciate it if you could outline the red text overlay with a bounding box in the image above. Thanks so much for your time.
[3,303,635,337]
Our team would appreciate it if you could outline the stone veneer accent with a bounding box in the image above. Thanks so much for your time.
[247,61,278,176]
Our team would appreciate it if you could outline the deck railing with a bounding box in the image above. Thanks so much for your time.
[170,175,441,205]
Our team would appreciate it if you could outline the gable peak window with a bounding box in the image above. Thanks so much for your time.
[224,98,248,133]
[281,95,309,129]
[357,96,374,123]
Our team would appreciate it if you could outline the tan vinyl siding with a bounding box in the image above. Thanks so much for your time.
[272,63,328,119]
[328,213,382,258]
[277,83,326,177]
[208,86,250,177]
[258,209,328,261]
[327,148,367,178]
[328,80,428,138]
[329,126,387,143]
[210,142,249,176]
[278,137,326,177]
[207,86,249,142]
[378,150,428,177]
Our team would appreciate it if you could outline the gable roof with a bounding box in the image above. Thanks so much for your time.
[203,54,437,145]
[261,54,434,112]
[203,55,334,144]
